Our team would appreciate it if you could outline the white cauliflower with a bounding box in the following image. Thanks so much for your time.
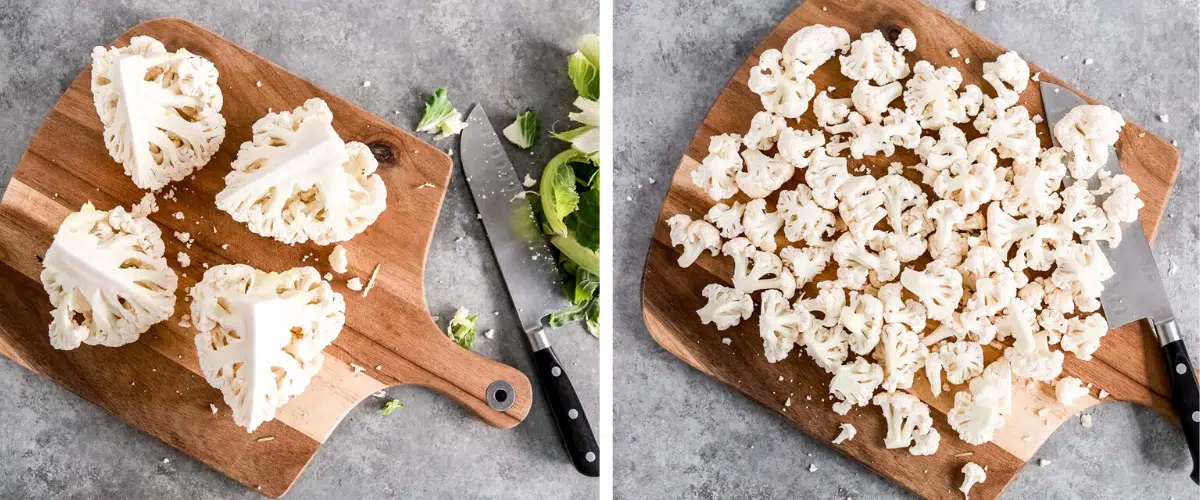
[1006,331,1065,382]
[667,214,721,267]
[932,142,1002,215]
[850,80,904,123]
[723,238,797,298]
[878,283,927,334]
[741,198,784,252]
[960,462,987,499]
[1053,104,1125,180]
[1058,180,1109,240]
[805,150,851,210]
[1054,376,1089,405]
[1089,173,1145,246]
[915,125,969,184]
[937,340,985,385]
[839,30,910,85]
[948,358,1013,445]
[836,176,887,239]
[749,49,818,118]
[904,60,983,129]
[780,245,834,287]
[743,111,787,150]
[975,104,1039,167]
[216,98,386,245]
[873,323,927,392]
[191,264,345,432]
[872,391,940,456]
[90,35,226,190]
[839,290,884,355]
[832,423,858,444]
[777,186,836,246]
[829,357,883,414]
[705,201,746,239]
[813,91,853,128]
[40,202,178,350]
[1061,313,1108,360]
[900,260,964,322]
[849,108,922,159]
[759,289,813,362]
[804,326,849,373]
[692,133,743,200]
[777,127,827,168]
[1051,241,1113,312]
[832,232,900,290]
[737,149,794,198]
[986,202,1038,253]
[802,281,847,329]
[981,51,1030,109]
[895,28,917,53]
[781,24,852,78]
[1010,221,1072,273]
[697,284,754,331]
[926,200,968,266]
[1002,150,1067,218]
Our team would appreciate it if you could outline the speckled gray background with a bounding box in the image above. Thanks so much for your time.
[0,0,598,498]
[615,0,1198,498]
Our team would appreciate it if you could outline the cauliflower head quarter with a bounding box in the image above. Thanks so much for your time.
[216,98,387,246]
[190,264,346,432]
[41,202,178,350]
[91,36,226,191]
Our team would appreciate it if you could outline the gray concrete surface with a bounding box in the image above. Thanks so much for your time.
[0,0,597,498]
[615,0,1198,498]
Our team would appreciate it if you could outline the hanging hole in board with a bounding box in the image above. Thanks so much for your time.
[486,380,515,411]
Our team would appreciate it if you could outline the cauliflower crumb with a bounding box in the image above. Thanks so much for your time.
[210,403,219,414]
[363,80,371,87]
[349,362,366,373]
[173,211,185,220]
[523,174,537,188]
[324,272,333,281]
[1159,114,1170,123]
[974,0,986,11]
[220,244,229,250]
[722,338,732,345]
[347,277,364,291]
[256,81,262,87]
[808,464,818,472]
[131,193,158,217]
[1098,389,1109,399]
[163,458,169,464]
[329,245,349,274]
[178,314,191,328]
[483,329,495,339]
[1080,414,1093,427]
[173,231,191,244]
[1083,58,1094,65]
[1039,458,1051,467]
[417,182,436,189]
[177,252,191,267]
[950,48,960,58]
[1031,72,1041,82]
[1036,408,1050,417]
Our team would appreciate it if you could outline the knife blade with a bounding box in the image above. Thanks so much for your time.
[460,105,600,477]
[1042,81,1198,484]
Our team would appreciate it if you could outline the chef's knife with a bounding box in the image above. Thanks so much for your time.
[1042,81,1199,484]
[459,104,600,477]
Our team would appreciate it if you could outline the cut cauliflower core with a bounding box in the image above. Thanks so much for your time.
[91,36,225,191]
[216,98,387,245]
[190,264,346,432]
[40,202,178,350]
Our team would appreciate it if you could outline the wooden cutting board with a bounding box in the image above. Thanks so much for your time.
[0,18,532,498]
[641,1,1183,498]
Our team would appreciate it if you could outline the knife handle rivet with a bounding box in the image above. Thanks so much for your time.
[1177,363,1187,375]
[569,409,578,419]
[1192,411,1199,423]
[551,366,561,377]
[585,452,596,463]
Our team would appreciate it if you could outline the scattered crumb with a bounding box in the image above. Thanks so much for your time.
[1159,114,1170,123]
[523,174,537,188]
[1080,414,1093,428]
[964,57,970,64]
[372,390,386,398]
[329,245,349,274]
[1038,458,1051,467]
[176,252,191,267]
[362,264,382,297]
[483,329,495,339]
[324,272,333,281]
[256,436,275,443]
[1036,408,1050,417]
[1083,58,1094,65]
[173,211,185,220]
[721,338,731,345]
[1022,434,1032,442]
[950,48,960,58]
[1053,88,1060,93]
[256,81,262,87]
[785,397,792,407]
[347,277,364,291]
[220,243,229,250]
[626,196,632,202]
[1032,115,1044,124]
[1168,259,1178,276]
[349,363,367,373]
[163,458,170,464]
[417,182,436,189]
[173,231,191,244]
[808,464,818,472]
[648,177,656,184]
[1062,55,1070,60]
[1099,389,1109,399]
[954,452,974,458]
[1172,140,1178,146]
[362,80,371,87]
[210,403,219,414]
[375,365,382,371]
[778,376,784,381]
[178,314,191,328]
[131,193,158,217]
[1031,72,1041,82]
[974,0,986,11]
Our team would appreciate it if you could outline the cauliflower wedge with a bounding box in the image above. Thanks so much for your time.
[190,264,346,432]
[91,36,225,191]
[40,202,178,350]
[216,98,387,245]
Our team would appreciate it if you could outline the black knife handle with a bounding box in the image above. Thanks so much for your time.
[1161,338,1199,484]
[532,346,599,477]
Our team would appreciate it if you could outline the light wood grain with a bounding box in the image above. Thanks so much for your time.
[0,18,531,498]
[641,1,1183,499]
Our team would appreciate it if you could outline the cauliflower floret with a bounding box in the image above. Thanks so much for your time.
[780,246,834,287]
[741,198,784,252]
[986,202,1037,253]
[90,35,226,190]
[667,214,721,267]
[777,127,827,168]
[981,51,1030,109]
[1089,173,1145,246]
[748,49,818,119]
[1002,159,1066,219]
[692,133,743,200]
[1053,104,1125,180]
[948,358,1013,444]
[1006,331,1064,382]
[1061,313,1108,360]
[975,103,1039,167]
[216,98,386,245]
[904,60,983,129]
[895,28,917,53]
[969,268,1018,318]
[723,238,796,297]
[1054,376,1090,405]
[1051,241,1113,311]
[743,111,787,150]
[876,173,925,235]
[40,202,178,350]
[696,284,754,331]
[938,340,985,385]
[781,24,852,78]
[873,391,940,456]
[933,142,1002,215]
[833,233,900,290]
[873,323,926,392]
[805,150,851,210]
[849,108,922,159]
[829,357,883,414]
[901,260,964,322]
[802,281,846,328]
[959,244,1005,288]
[850,80,904,123]
[839,30,910,85]
[759,289,813,362]
[960,462,987,499]
[927,200,968,266]
[804,326,849,373]
[736,149,794,198]
[191,264,345,432]
[1058,180,1108,239]
[839,291,884,355]
[832,422,858,444]
[837,175,887,238]
[778,186,837,246]
[915,125,969,184]
[1010,222,1072,273]
[813,91,853,128]
[878,283,928,333]
[705,201,746,239]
